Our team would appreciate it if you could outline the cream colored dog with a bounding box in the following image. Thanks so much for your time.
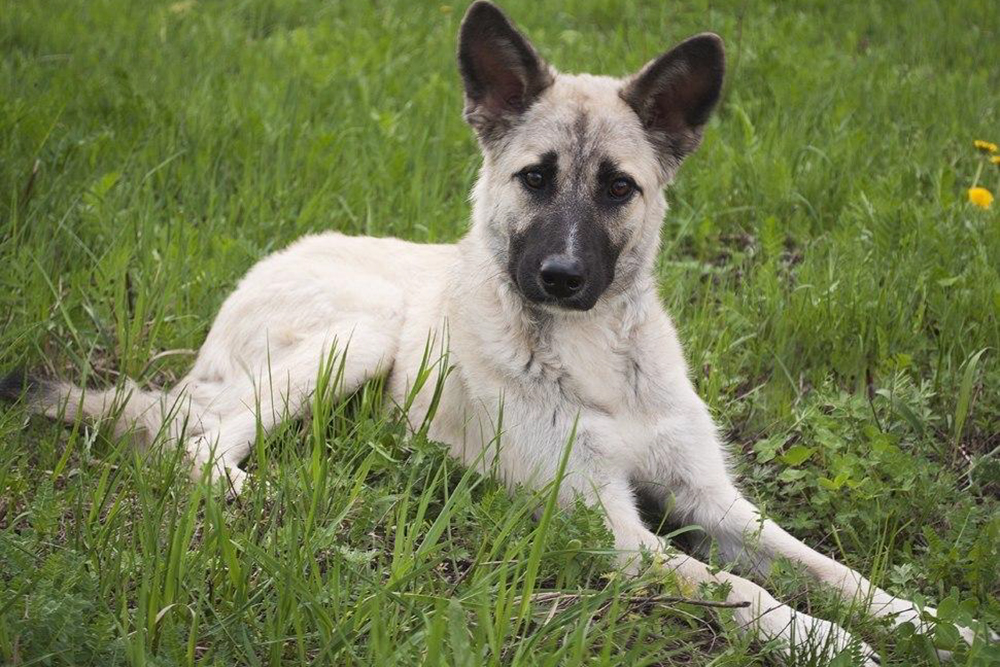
[3,2,993,662]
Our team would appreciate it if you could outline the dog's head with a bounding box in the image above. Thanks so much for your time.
[459,1,724,312]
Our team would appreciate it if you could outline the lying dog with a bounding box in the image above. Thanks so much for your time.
[2,1,993,662]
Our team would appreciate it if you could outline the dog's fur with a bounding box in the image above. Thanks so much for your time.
[2,2,993,661]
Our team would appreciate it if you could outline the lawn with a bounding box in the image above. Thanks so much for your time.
[1,0,999,665]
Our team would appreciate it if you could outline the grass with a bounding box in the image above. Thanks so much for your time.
[1,0,999,664]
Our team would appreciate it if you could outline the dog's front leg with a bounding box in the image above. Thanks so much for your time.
[646,390,997,656]
[681,483,998,654]
[560,471,877,664]
[653,548,879,666]
[594,481,878,664]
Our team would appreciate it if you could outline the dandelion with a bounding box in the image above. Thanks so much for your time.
[992,155,1000,166]
[974,139,998,153]
[968,187,994,209]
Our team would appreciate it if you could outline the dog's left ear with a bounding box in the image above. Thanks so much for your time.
[621,33,725,169]
[458,1,553,142]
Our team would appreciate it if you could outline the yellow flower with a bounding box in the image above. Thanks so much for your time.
[968,187,994,209]
[974,140,998,153]
[991,155,1000,166]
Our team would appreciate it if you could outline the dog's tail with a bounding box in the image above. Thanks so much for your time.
[0,368,182,444]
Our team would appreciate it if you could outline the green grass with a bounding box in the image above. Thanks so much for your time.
[2,0,999,664]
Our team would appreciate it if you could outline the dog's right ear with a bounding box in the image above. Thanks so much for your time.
[458,1,553,142]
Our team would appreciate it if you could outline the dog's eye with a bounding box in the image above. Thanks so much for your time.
[521,170,546,190]
[608,177,635,200]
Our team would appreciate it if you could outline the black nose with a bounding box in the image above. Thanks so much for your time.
[539,257,586,299]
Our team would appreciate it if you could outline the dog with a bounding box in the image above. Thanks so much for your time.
[2,2,994,662]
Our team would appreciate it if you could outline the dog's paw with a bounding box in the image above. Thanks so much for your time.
[190,458,248,500]
[740,604,879,665]
[783,613,879,666]
[221,466,248,501]
[948,616,1000,648]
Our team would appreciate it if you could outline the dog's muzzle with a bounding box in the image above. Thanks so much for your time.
[508,226,616,312]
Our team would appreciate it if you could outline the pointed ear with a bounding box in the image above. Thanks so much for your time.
[458,1,553,142]
[620,33,725,169]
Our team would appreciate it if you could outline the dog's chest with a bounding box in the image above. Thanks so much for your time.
[522,322,653,416]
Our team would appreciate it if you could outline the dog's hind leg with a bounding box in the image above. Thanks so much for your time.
[183,319,400,496]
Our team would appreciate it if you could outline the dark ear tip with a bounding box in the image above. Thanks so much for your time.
[684,32,726,64]
[460,1,512,46]
[695,32,724,46]
[462,1,505,25]
[466,0,500,13]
